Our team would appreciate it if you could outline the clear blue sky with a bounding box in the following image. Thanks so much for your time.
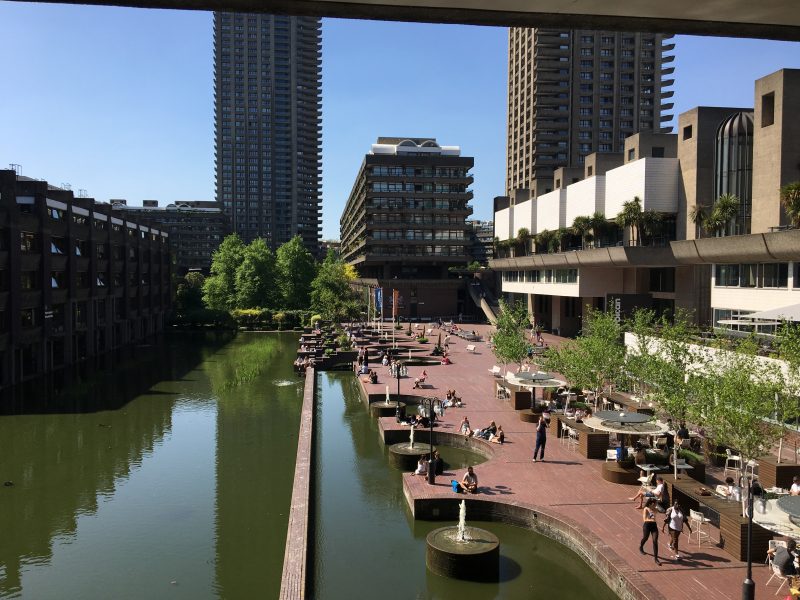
[1,3,799,240]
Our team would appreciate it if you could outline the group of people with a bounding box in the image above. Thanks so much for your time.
[292,355,312,374]
[459,416,504,444]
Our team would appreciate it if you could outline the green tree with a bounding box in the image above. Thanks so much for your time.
[275,236,317,309]
[616,196,643,246]
[697,337,784,468]
[780,182,800,227]
[203,234,245,310]
[174,271,205,313]
[571,215,591,250]
[588,211,607,248]
[704,194,739,236]
[310,250,359,322]
[491,299,530,371]
[689,204,709,238]
[542,309,625,401]
[640,210,663,246]
[235,238,277,309]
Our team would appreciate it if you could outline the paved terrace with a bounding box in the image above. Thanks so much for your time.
[358,324,773,600]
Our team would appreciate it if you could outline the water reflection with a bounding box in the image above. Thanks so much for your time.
[0,332,302,600]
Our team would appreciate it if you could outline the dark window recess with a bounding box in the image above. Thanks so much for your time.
[762,92,775,127]
[683,125,693,140]
[651,147,665,158]
[649,268,675,293]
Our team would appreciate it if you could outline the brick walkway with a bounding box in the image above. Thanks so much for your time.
[358,324,774,600]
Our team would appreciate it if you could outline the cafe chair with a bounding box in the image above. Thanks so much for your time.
[724,449,742,479]
[606,449,618,462]
[766,563,790,596]
[560,425,571,446]
[689,509,712,546]
[766,539,788,566]
[568,428,579,451]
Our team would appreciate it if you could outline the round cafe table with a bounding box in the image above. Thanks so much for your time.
[777,495,800,518]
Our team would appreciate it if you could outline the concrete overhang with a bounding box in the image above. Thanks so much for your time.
[12,0,800,41]
[671,229,800,264]
[489,246,679,270]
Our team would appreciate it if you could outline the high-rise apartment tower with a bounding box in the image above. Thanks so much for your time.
[506,29,675,197]
[213,13,322,254]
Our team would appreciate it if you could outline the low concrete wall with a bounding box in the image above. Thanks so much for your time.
[407,495,665,600]
[278,368,316,600]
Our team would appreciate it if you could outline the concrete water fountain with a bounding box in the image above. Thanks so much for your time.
[426,500,500,582]
[388,425,431,470]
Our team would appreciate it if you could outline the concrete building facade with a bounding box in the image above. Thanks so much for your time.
[506,28,675,199]
[110,200,230,275]
[493,68,800,337]
[0,170,172,392]
[339,138,475,319]
[213,13,322,254]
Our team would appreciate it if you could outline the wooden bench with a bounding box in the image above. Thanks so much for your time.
[465,344,476,353]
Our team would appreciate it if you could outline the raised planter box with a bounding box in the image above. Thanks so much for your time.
[757,454,800,489]
[601,462,640,485]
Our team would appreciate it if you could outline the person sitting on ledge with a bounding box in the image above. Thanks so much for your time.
[412,457,428,477]
[440,354,452,365]
[456,466,478,494]
[489,425,505,444]
[474,420,497,440]
[431,450,444,475]
[460,416,472,437]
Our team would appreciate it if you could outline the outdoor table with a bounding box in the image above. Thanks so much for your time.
[778,496,800,520]
[754,499,800,539]
[767,487,790,495]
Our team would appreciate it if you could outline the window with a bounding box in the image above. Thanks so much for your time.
[762,263,788,288]
[580,35,593,43]
[21,308,36,328]
[683,125,693,140]
[715,264,740,287]
[50,238,66,255]
[21,271,38,290]
[587,166,594,176]
[51,271,66,289]
[649,268,675,293]
[762,92,775,127]
[599,144,612,152]
[20,231,37,252]
[628,148,636,161]
[651,147,665,158]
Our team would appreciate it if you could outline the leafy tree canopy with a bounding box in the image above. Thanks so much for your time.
[276,235,317,309]
[491,299,530,370]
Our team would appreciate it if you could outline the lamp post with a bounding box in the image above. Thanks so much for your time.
[422,396,437,485]
[742,474,755,600]
[395,365,402,423]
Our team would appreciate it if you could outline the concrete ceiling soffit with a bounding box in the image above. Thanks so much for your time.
[14,0,800,40]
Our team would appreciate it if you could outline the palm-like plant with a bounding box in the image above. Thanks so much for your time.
[616,196,643,246]
[689,204,708,238]
[640,210,663,246]
[571,215,591,249]
[704,194,740,236]
[588,211,607,248]
[780,182,800,228]
[516,227,531,256]
[535,229,557,254]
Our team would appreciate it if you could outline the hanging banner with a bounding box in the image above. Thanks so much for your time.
[375,287,382,313]
[392,289,399,318]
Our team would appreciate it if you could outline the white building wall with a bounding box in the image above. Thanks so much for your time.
[566,176,606,223]
[514,199,535,238]
[536,189,566,232]
[501,267,624,298]
[605,158,679,216]
[495,207,512,241]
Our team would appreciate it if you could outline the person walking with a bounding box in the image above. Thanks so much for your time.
[640,498,661,565]
[533,414,547,462]
[662,500,692,560]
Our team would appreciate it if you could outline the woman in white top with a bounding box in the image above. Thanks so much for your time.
[412,457,428,477]
[662,500,692,560]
